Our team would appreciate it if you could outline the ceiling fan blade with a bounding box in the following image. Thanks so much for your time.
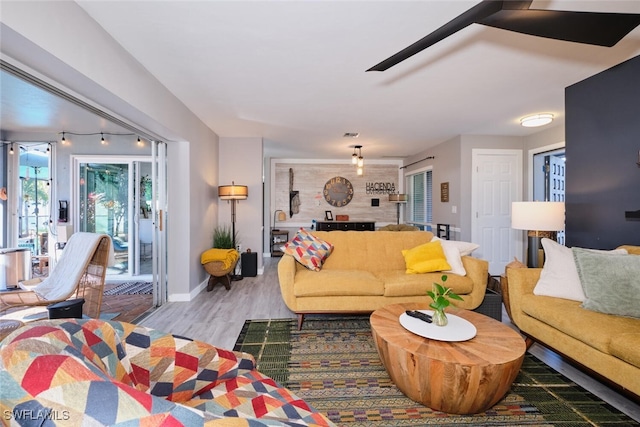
[367,0,640,72]
[478,9,640,47]
[367,1,510,72]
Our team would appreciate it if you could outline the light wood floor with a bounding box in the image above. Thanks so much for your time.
[140,257,640,422]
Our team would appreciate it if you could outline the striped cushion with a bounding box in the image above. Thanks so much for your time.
[283,228,334,271]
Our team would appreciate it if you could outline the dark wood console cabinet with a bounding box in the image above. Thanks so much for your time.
[315,221,375,231]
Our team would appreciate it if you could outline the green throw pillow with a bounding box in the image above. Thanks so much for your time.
[572,248,640,318]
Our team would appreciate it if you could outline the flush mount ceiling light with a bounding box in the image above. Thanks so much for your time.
[520,113,554,128]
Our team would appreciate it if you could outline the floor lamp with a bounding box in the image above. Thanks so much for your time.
[389,193,407,224]
[511,201,565,268]
[218,182,248,280]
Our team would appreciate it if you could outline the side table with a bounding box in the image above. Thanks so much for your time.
[33,255,50,274]
[271,230,289,257]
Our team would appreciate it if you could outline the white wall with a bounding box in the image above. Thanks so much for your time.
[1,1,220,298]
[402,127,566,244]
[219,137,263,273]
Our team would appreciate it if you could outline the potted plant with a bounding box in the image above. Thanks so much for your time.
[427,275,463,326]
[212,225,237,249]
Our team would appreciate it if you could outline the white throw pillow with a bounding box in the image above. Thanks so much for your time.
[431,236,480,257]
[439,240,466,276]
[533,238,627,302]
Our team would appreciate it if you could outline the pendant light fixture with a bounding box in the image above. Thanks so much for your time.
[351,145,364,175]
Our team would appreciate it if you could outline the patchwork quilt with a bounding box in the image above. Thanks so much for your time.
[0,319,334,426]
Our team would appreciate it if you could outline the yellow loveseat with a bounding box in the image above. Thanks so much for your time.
[506,245,640,400]
[278,230,489,328]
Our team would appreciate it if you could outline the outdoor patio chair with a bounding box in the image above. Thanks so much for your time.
[0,233,112,319]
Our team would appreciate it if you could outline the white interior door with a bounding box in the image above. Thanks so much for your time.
[471,149,522,275]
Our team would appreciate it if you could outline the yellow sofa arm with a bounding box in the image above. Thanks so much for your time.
[618,245,640,255]
[505,268,542,327]
[277,255,298,311]
[455,256,489,310]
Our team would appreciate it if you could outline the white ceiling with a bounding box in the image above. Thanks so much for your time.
[3,1,640,160]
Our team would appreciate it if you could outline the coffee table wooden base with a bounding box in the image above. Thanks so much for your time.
[371,303,526,415]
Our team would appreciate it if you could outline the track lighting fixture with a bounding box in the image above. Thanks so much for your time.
[9,143,14,155]
[61,132,67,145]
[101,133,106,145]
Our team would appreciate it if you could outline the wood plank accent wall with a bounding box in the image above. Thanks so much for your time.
[274,162,402,227]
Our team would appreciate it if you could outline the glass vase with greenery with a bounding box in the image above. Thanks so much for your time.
[427,275,463,326]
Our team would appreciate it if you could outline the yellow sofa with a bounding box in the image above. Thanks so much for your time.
[278,230,489,328]
[506,245,640,400]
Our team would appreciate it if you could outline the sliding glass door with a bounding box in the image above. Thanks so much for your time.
[73,156,151,277]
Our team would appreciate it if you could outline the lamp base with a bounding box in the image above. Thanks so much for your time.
[526,231,557,268]
[231,275,243,281]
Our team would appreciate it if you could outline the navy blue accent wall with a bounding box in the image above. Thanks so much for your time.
[565,55,640,249]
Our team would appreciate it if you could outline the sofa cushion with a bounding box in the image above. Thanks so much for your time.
[283,228,334,271]
[431,237,480,256]
[573,248,640,318]
[609,333,640,369]
[293,269,384,297]
[185,370,331,424]
[439,239,467,276]
[533,239,627,302]
[1,319,335,427]
[520,294,640,355]
[312,231,434,272]
[402,241,451,274]
[380,271,473,297]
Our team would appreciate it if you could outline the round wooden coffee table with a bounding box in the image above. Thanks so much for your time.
[370,303,526,415]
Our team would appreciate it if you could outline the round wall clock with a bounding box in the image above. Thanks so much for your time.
[323,176,354,207]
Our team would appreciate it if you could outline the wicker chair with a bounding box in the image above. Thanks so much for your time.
[0,233,111,319]
[201,249,239,291]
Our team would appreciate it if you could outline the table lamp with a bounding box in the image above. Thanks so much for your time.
[273,209,287,231]
[511,201,565,268]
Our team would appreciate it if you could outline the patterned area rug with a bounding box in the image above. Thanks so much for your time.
[234,316,637,427]
[103,281,152,296]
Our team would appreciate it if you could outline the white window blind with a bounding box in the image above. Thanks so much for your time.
[407,170,432,230]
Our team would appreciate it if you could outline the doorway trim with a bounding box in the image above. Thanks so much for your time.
[527,141,565,200]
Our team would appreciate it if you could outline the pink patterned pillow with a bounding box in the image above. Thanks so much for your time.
[283,228,334,271]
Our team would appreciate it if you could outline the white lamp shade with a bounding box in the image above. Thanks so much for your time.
[512,201,565,231]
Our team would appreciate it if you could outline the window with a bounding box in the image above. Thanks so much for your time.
[406,169,432,230]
